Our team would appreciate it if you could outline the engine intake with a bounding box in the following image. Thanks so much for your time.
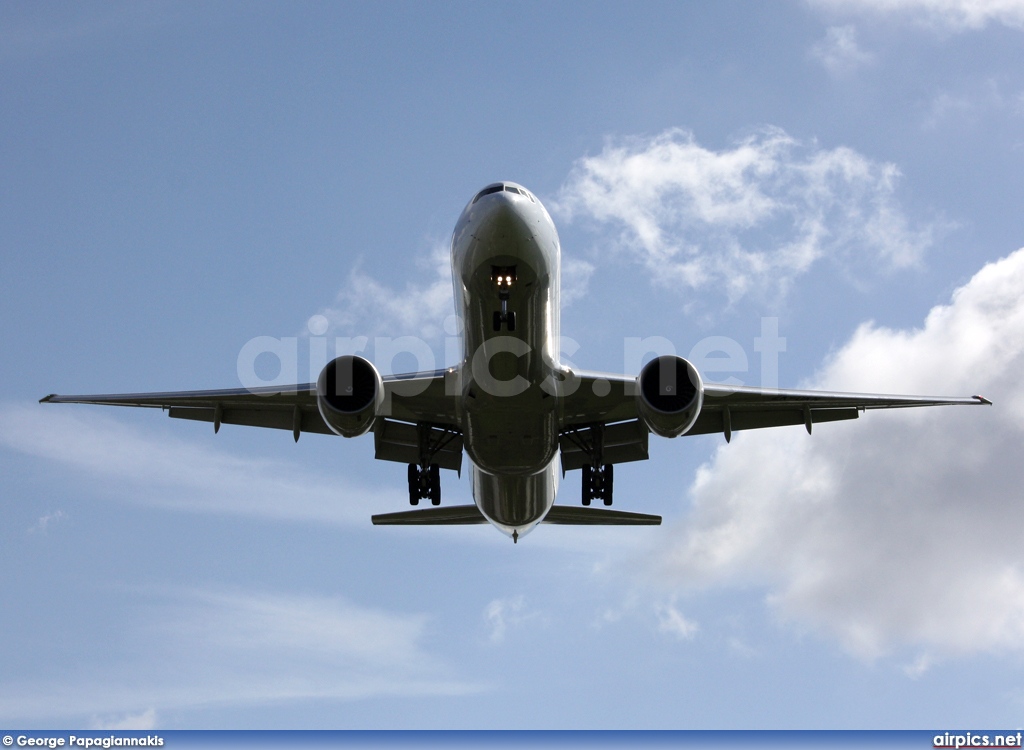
[316,355,384,437]
[636,355,704,438]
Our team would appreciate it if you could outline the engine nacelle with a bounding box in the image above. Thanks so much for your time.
[316,355,384,438]
[636,355,704,438]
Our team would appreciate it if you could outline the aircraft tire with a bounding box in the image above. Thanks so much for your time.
[408,463,419,505]
[429,464,441,506]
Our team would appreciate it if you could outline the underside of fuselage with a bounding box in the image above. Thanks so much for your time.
[451,182,562,540]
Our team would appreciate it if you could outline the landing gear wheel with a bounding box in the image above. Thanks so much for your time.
[493,311,502,331]
[581,465,592,506]
[602,464,614,506]
[429,464,441,506]
[407,463,419,506]
[506,311,516,332]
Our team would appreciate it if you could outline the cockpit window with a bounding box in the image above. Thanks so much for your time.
[471,183,536,204]
[472,185,505,204]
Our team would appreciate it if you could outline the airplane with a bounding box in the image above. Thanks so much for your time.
[41,181,992,543]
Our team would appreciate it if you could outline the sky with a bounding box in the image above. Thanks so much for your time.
[2,0,1024,730]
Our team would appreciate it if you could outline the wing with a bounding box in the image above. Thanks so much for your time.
[557,369,991,470]
[695,382,990,441]
[40,370,461,465]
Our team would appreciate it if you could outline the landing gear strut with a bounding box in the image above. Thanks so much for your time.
[491,265,516,331]
[563,423,615,507]
[406,423,459,506]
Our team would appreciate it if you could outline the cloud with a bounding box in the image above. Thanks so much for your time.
[28,509,67,534]
[556,128,940,305]
[0,589,478,722]
[483,595,543,643]
[313,241,455,341]
[561,254,596,307]
[807,0,1024,31]
[0,404,397,526]
[655,601,699,640]
[653,247,1024,660]
[809,25,874,75]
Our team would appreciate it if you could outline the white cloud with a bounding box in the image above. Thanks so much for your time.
[483,595,545,643]
[0,589,478,722]
[314,241,455,341]
[561,254,596,307]
[28,509,67,534]
[903,653,934,678]
[556,128,939,304]
[810,25,874,75]
[0,404,396,526]
[653,247,1024,660]
[655,601,699,640]
[808,0,1024,31]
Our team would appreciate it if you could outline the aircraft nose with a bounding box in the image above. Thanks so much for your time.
[477,191,529,234]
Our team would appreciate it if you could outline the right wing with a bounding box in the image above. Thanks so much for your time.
[557,368,991,470]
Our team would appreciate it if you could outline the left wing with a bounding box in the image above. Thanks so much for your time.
[40,369,461,458]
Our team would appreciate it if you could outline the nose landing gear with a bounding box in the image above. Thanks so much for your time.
[491,265,517,332]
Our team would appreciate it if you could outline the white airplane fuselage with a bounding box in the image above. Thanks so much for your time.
[451,183,562,540]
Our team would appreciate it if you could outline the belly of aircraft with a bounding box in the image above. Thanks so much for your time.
[463,404,558,474]
[472,458,560,534]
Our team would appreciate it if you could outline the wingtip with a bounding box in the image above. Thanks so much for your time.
[39,394,56,403]
[973,395,993,405]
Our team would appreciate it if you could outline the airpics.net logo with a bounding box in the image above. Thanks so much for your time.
[934,732,1023,748]
[234,315,789,397]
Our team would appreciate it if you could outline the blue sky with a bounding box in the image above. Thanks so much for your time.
[2,0,1024,729]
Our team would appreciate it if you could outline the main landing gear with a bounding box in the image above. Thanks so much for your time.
[582,463,614,507]
[408,462,441,506]
[491,265,517,331]
[563,423,615,507]
[406,423,459,506]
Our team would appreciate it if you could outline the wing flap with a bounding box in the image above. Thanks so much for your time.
[702,383,989,410]
[559,419,649,472]
[167,405,334,435]
[687,406,859,436]
[373,419,463,472]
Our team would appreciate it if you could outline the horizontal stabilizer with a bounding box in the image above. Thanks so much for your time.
[372,505,487,525]
[371,505,661,526]
[542,506,661,525]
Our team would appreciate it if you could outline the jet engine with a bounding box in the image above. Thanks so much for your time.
[636,355,704,438]
[316,355,384,438]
